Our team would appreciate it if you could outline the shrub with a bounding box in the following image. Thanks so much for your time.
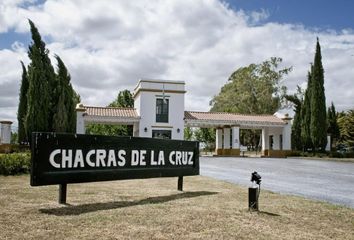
[0,144,30,153]
[0,152,31,175]
[343,151,354,158]
[286,151,301,157]
[328,151,343,158]
[300,151,312,157]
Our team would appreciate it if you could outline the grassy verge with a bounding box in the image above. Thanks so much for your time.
[0,175,353,239]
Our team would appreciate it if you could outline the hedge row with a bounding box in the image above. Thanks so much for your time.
[0,144,30,154]
[0,152,31,175]
[286,150,354,158]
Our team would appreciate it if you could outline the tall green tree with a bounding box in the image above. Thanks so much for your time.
[285,86,304,150]
[310,38,327,151]
[301,70,313,150]
[52,55,77,133]
[210,57,292,114]
[109,89,134,135]
[327,102,340,150]
[25,20,55,140]
[109,90,134,108]
[17,61,29,144]
[86,90,134,136]
[11,132,18,144]
[210,57,291,147]
[337,110,354,147]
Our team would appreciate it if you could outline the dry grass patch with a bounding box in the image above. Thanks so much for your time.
[0,175,353,240]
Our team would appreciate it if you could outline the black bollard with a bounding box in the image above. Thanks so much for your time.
[248,187,259,211]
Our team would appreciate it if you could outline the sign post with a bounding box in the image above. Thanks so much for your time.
[178,176,183,191]
[59,184,67,204]
[30,133,199,204]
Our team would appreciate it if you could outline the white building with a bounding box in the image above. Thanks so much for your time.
[76,79,292,157]
[0,121,12,145]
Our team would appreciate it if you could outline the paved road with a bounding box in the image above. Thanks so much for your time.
[200,157,354,208]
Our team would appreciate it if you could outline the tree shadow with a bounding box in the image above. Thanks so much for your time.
[40,191,218,216]
[248,210,280,217]
[258,211,281,217]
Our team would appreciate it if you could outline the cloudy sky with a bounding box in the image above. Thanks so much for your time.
[1,0,354,130]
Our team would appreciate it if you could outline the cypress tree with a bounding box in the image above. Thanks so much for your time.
[301,70,313,151]
[285,87,303,150]
[17,61,29,144]
[327,102,340,149]
[310,38,327,151]
[53,55,76,133]
[25,20,53,140]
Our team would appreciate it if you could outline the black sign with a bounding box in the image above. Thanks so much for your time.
[30,132,199,186]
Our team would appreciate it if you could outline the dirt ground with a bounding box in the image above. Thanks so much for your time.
[0,175,353,239]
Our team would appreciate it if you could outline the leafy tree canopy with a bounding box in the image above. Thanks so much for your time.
[338,110,354,147]
[327,102,340,142]
[194,128,215,151]
[184,127,193,141]
[210,57,292,114]
[108,90,134,108]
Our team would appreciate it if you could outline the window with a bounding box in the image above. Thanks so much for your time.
[156,98,169,123]
[269,135,274,150]
[280,134,283,150]
[152,130,171,139]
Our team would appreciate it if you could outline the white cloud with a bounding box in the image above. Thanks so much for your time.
[0,0,354,128]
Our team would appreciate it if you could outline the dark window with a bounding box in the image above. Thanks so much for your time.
[280,134,283,150]
[156,98,169,123]
[269,135,274,150]
[152,130,171,139]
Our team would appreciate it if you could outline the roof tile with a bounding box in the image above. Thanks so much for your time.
[184,111,285,125]
[84,106,139,118]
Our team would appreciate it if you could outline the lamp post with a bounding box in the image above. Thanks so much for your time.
[249,171,261,211]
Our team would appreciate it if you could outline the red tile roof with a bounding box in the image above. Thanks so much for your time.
[184,111,285,125]
[84,106,139,118]
[81,106,285,126]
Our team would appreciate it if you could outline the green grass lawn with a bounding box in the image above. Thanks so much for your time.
[0,175,353,239]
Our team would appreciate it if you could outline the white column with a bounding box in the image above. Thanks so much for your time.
[262,127,269,152]
[0,121,12,144]
[325,135,331,151]
[231,126,240,149]
[216,128,223,149]
[280,114,292,151]
[133,123,139,137]
[273,135,280,150]
[76,104,86,134]
[223,127,231,149]
[282,121,292,150]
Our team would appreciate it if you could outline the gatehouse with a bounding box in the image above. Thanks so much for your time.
[76,79,292,157]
